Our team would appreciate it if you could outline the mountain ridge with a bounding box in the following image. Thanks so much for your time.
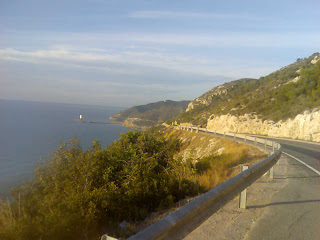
[171,53,320,126]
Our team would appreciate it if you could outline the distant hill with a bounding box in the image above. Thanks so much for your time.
[110,100,190,128]
[170,53,320,126]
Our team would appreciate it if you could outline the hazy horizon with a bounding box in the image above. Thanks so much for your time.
[0,97,129,109]
[0,97,192,109]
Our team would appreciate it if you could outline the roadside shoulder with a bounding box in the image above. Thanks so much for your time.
[183,155,288,240]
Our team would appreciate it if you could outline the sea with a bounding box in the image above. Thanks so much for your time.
[0,99,131,197]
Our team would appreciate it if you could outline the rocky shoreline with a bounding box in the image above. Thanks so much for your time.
[108,116,156,129]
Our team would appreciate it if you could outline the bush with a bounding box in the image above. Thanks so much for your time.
[0,132,203,240]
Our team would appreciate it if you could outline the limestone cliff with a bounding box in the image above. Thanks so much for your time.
[186,85,229,112]
[207,108,320,142]
[172,52,320,143]
[185,79,254,112]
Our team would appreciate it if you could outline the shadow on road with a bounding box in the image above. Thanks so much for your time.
[247,199,320,209]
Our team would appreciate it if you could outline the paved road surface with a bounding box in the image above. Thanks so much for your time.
[245,138,320,240]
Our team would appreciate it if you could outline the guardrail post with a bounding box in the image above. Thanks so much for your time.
[224,132,226,138]
[191,127,193,132]
[264,139,267,150]
[206,128,208,133]
[214,130,216,136]
[244,135,247,142]
[196,127,199,133]
[239,165,248,209]
[270,167,274,179]
[255,137,257,146]
[272,141,275,153]
[101,234,118,240]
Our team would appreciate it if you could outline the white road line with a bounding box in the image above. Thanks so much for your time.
[283,152,320,176]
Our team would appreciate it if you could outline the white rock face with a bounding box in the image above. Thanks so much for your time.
[311,55,320,64]
[286,76,300,84]
[186,98,210,112]
[186,86,228,112]
[207,109,320,142]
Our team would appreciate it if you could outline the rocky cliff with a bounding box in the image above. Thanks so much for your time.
[173,53,320,128]
[207,108,320,142]
[174,52,320,142]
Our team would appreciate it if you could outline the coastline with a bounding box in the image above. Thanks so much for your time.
[75,118,146,130]
[74,119,122,125]
[108,116,154,130]
[0,100,129,198]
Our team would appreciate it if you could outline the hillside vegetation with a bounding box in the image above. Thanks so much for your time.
[0,127,265,240]
[171,53,320,126]
[110,100,190,128]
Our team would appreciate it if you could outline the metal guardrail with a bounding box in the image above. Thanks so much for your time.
[126,125,282,240]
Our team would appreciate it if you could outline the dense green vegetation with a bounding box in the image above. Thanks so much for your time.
[0,127,260,240]
[0,130,203,240]
[172,53,320,125]
[110,100,190,126]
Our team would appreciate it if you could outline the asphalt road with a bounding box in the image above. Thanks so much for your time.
[245,137,320,240]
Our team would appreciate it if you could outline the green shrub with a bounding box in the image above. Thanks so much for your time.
[0,132,203,240]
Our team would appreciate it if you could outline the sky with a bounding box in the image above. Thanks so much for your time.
[0,0,319,107]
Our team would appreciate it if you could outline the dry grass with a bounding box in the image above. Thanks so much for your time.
[0,198,18,238]
[0,199,13,225]
[165,128,267,191]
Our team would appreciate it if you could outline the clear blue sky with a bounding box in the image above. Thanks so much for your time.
[1,0,319,107]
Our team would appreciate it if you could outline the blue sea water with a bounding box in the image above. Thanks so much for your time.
[0,99,131,197]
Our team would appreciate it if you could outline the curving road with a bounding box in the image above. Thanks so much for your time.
[176,128,320,240]
[245,137,320,240]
